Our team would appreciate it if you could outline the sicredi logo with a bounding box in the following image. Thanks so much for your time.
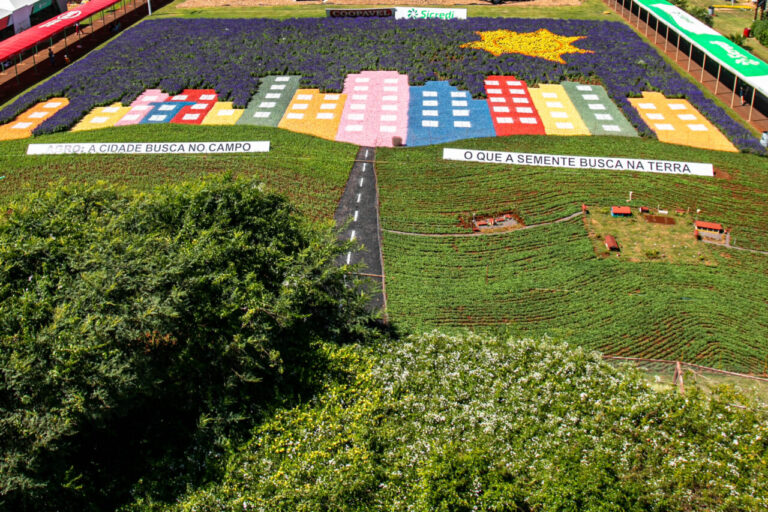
[710,41,760,67]
[40,10,82,29]
[408,8,453,19]
[394,7,467,20]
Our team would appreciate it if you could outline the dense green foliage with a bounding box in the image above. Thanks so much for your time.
[382,219,768,373]
[753,19,768,47]
[165,332,768,511]
[0,177,373,510]
[0,125,356,221]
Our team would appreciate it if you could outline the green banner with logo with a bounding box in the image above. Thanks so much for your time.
[32,0,54,14]
[634,0,768,95]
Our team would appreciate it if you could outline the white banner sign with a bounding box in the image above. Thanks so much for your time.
[394,7,467,20]
[443,148,713,176]
[26,141,270,155]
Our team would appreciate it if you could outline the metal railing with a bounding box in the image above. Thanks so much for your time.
[604,356,768,410]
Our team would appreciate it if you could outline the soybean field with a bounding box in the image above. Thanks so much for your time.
[377,136,768,251]
[383,218,768,373]
[379,134,768,373]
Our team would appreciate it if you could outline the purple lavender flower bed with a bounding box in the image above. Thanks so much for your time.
[0,17,762,152]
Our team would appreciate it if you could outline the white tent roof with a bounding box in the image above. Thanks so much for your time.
[0,0,40,12]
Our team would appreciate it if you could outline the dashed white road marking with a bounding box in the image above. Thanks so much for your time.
[350,230,356,241]
[346,252,351,265]
[356,193,361,203]
[359,178,364,187]
[354,210,359,222]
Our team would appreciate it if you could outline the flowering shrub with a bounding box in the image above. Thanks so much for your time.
[168,332,768,511]
[0,18,762,152]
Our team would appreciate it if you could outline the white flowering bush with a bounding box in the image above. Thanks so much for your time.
[165,332,768,512]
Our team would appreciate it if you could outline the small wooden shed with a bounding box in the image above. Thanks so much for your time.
[610,206,632,217]
[694,220,724,233]
[604,235,620,251]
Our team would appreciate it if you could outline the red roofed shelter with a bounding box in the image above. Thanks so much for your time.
[694,220,724,233]
[611,206,632,217]
[604,235,619,251]
[0,0,120,76]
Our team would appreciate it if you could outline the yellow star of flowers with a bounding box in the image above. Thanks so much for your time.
[461,28,594,64]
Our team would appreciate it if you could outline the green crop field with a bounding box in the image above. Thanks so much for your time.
[382,218,768,373]
[377,136,768,251]
[0,125,356,221]
[377,136,768,373]
[1,0,766,376]
[3,125,766,373]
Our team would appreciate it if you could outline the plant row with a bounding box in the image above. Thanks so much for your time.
[382,220,768,372]
[377,136,768,250]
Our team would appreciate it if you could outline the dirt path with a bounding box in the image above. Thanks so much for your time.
[382,210,585,237]
[702,232,768,255]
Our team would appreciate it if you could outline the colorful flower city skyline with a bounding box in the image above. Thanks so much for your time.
[0,72,738,152]
[0,18,760,152]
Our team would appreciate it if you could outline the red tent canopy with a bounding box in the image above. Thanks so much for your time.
[0,0,121,62]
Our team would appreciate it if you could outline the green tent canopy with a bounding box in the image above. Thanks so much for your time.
[633,0,768,98]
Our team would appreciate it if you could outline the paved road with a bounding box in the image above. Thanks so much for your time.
[334,146,386,314]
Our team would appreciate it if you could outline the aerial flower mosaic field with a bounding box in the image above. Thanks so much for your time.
[0,17,762,152]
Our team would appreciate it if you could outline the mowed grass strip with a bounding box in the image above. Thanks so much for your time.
[382,218,768,373]
[0,124,357,222]
[154,0,614,21]
[376,136,768,251]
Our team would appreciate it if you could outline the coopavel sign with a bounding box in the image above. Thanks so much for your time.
[27,141,270,155]
[443,148,713,176]
[326,8,394,17]
[394,7,467,19]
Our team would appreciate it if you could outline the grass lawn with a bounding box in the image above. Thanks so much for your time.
[585,207,720,265]
[152,0,614,19]
[382,218,768,373]
[0,124,357,221]
[377,135,768,371]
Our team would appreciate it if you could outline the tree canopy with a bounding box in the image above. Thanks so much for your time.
[0,176,374,510]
